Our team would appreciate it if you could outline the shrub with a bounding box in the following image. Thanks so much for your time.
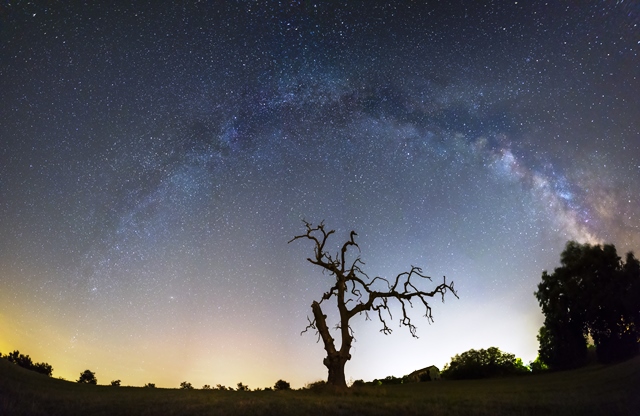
[4,350,53,377]
[274,379,291,391]
[32,362,53,377]
[77,370,97,384]
[528,356,549,373]
[180,381,194,389]
[351,379,365,387]
[304,380,326,390]
[144,383,156,388]
[442,347,529,380]
[110,379,121,387]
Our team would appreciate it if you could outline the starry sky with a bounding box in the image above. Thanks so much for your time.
[1,1,639,389]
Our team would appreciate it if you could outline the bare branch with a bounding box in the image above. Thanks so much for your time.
[373,302,392,335]
[348,272,457,337]
[340,231,359,273]
[301,316,322,344]
[368,276,391,290]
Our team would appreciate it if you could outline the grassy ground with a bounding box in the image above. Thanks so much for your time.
[1,356,639,416]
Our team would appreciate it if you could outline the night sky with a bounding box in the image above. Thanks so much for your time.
[1,1,639,389]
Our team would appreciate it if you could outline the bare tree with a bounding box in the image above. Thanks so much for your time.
[289,221,457,389]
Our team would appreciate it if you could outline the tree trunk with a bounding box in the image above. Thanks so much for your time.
[311,300,352,389]
[324,353,348,389]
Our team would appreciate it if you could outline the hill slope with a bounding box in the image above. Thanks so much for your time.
[1,356,639,416]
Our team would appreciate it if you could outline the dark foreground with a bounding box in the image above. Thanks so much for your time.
[1,356,639,416]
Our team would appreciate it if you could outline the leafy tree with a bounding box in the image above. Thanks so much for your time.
[144,383,156,388]
[202,384,212,390]
[5,351,53,377]
[528,356,548,373]
[179,381,193,389]
[77,369,97,384]
[236,382,249,391]
[535,241,640,368]
[32,362,53,377]
[7,351,24,364]
[273,379,291,391]
[290,221,457,388]
[110,379,121,387]
[441,347,529,380]
[7,350,34,369]
[536,321,587,370]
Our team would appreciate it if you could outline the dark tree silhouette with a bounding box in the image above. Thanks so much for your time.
[144,383,156,388]
[535,241,640,368]
[441,347,529,380]
[236,382,249,391]
[4,350,53,376]
[32,362,53,377]
[179,381,194,389]
[273,379,291,391]
[289,221,457,389]
[77,369,97,384]
[7,350,33,368]
[528,355,548,373]
[110,379,121,387]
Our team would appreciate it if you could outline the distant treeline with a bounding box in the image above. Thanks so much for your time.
[0,350,53,377]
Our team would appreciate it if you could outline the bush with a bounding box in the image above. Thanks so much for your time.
[32,362,53,377]
[4,350,53,377]
[528,356,549,373]
[304,380,326,391]
[144,383,156,388]
[180,381,194,389]
[274,379,291,391]
[372,375,406,385]
[236,382,249,391]
[110,379,121,387]
[77,370,97,384]
[442,347,529,380]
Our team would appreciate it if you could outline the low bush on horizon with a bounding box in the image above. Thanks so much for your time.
[1,350,53,377]
[441,347,530,380]
[77,369,97,384]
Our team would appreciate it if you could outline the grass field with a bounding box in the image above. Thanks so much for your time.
[1,356,639,415]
